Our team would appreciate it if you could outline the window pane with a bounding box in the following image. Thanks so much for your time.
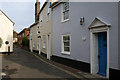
[64,47,70,52]
[64,42,70,46]
[66,11,69,19]
[63,12,66,20]
[63,36,70,41]
[63,36,67,40]
[67,3,69,10]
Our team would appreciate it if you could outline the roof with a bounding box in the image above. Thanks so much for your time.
[18,28,29,35]
[50,2,60,8]
[0,9,15,25]
[38,0,53,14]
[30,22,39,28]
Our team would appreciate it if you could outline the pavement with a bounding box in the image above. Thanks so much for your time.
[1,47,108,80]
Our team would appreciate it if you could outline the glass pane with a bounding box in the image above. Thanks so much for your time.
[64,47,70,52]
[64,42,70,46]
[63,36,70,41]
[63,36,67,40]
[66,36,69,40]
[66,11,69,19]
[67,3,69,10]
[64,12,66,20]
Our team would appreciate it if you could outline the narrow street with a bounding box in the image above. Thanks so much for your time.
[2,47,107,80]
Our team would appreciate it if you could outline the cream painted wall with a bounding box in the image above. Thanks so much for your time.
[30,23,39,51]
[39,2,52,56]
[0,10,13,52]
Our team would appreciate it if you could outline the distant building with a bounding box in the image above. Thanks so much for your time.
[0,10,14,53]
[13,30,18,43]
[18,28,29,46]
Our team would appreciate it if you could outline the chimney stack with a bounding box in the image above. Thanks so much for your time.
[35,0,40,22]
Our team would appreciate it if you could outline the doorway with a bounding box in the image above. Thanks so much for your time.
[47,35,50,60]
[98,32,107,76]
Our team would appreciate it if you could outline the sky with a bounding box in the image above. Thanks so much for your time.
[0,0,119,33]
[0,0,45,33]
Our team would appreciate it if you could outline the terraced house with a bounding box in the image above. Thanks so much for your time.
[0,10,14,53]
[38,0,52,60]
[30,0,52,60]
[29,0,40,52]
[51,1,120,79]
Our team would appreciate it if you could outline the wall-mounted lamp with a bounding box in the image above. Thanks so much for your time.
[80,17,84,25]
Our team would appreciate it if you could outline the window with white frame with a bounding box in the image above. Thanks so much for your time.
[62,1,69,21]
[43,35,45,48]
[62,34,70,54]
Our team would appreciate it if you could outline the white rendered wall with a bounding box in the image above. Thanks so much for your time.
[0,10,13,52]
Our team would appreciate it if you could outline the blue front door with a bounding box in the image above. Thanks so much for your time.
[98,32,107,76]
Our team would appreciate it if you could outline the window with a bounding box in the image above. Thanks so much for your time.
[46,6,50,22]
[37,26,39,28]
[37,39,39,50]
[40,15,42,26]
[62,34,70,54]
[22,33,24,37]
[43,35,46,48]
[37,31,40,34]
[33,41,35,47]
[62,1,69,21]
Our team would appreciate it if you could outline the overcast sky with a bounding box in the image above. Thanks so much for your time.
[0,0,119,33]
[0,0,45,33]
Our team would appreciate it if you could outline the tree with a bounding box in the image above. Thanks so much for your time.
[22,37,29,47]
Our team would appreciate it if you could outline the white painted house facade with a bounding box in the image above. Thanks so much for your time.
[0,10,14,53]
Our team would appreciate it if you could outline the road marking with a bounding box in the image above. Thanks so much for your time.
[32,53,83,78]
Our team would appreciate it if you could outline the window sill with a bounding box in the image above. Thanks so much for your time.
[61,52,70,55]
[61,19,70,23]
